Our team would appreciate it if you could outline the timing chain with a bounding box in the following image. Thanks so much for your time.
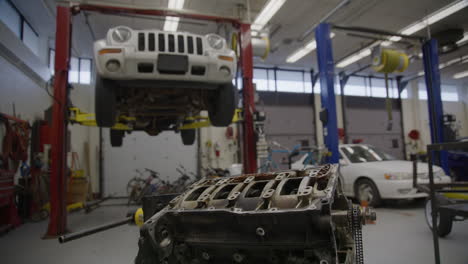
[353,206,364,264]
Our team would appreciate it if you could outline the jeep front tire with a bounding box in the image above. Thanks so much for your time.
[95,76,117,127]
[110,129,124,147]
[181,129,196,145]
[208,83,236,127]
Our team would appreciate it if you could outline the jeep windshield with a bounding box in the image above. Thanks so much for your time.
[340,145,395,163]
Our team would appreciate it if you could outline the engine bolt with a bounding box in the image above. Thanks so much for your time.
[233,253,244,263]
[202,252,210,260]
[256,227,265,236]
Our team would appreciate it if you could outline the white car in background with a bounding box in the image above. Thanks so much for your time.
[292,144,451,206]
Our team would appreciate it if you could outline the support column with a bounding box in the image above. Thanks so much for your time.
[315,23,339,163]
[240,24,257,173]
[339,73,349,144]
[45,6,72,237]
[422,39,448,174]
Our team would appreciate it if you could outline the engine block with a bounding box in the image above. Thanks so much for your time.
[136,164,371,264]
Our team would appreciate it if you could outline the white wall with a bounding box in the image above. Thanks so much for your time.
[199,124,240,172]
[0,19,51,120]
[69,83,100,193]
[102,130,197,196]
[314,93,345,147]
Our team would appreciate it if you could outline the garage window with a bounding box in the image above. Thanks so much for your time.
[268,69,275,91]
[22,21,38,55]
[304,71,313,93]
[0,0,21,37]
[79,59,92,84]
[253,68,269,91]
[418,82,459,102]
[368,78,398,99]
[49,49,55,74]
[49,50,93,84]
[277,70,304,93]
[0,0,39,55]
[69,57,79,83]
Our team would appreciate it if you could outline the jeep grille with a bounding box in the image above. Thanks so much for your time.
[137,32,203,55]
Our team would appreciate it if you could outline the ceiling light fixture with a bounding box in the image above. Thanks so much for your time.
[337,0,468,68]
[286,33,335,63]
[251,0,286,31]
[335,41,381,68]
[163,0,185,32]
[457,32,468,45]
[453,70,468,79]
[417,54,468,77]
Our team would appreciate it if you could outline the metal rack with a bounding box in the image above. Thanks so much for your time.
[415,141,468,264]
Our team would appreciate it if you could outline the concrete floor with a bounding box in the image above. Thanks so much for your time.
[1,199,467,264]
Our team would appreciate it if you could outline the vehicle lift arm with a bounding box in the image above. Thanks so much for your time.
[69,107,243,130]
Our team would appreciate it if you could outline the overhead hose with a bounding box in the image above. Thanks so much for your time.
[372,48,409,131]
[384,73,392,131]
[1,115,30,171]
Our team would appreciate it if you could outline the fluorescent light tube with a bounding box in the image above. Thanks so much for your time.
[252,0,286,31]
[400,0,468,36]
[453,70,468,79]
[164,16,180,31]
[286,33,335,63]
[336,48,372,68]
[286,48,314,63]
[457,32,468,45]
[417,54,468,78]
[168,0,185,9]
[337,0,468,67]
[164,0,185,31]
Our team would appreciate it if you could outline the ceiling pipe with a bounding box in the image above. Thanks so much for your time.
[345,32,414,46]
[83,12,97,41]
[297,0,351,42]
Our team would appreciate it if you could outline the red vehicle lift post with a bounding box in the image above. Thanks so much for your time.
[239,24,257,173]
[45,5,72,237]
[46,3,257,236]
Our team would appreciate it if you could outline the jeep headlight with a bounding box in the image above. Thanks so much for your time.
[206,34,225,50]
[384,172,412,180]
[112,27,132,43]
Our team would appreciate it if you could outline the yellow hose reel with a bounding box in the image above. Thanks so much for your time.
[231,32,270,60]
[371,48,409,73]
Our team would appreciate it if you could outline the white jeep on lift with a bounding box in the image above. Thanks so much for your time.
[93,26,237,147]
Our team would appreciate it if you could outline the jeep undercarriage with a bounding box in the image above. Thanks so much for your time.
[115,86,211,136]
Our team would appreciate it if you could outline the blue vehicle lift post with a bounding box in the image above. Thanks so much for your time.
[422,39,449,175]
[422,38,449,264]
[315,23,339,163]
